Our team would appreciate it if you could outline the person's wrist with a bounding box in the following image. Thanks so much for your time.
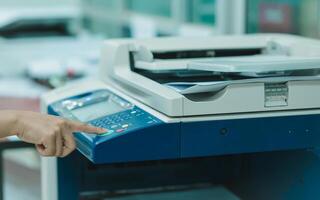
[7,110,22,136]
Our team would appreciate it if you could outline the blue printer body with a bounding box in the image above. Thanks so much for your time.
[45,87,320,200]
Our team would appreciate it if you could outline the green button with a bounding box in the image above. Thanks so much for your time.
[98,130,114,136]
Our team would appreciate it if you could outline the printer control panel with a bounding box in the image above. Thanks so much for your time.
[50,89,162,138]
[90,107,159,136]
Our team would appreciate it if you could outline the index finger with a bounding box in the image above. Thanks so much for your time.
[66,120,107,134]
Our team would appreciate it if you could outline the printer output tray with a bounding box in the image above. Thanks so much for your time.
[188,56,320,75]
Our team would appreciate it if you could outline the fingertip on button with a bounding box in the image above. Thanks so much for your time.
[98,128,108,133]
[98,130,114,136]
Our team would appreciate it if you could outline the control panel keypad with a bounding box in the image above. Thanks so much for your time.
[89,108,159,137]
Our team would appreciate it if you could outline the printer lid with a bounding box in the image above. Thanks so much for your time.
[133,40,289,72]
[130,41,320,95]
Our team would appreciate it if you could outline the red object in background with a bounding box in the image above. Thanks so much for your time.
[259,3,294,33]
[0,97,40,112]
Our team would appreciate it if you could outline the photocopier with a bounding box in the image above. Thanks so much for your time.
[41,34,320,200]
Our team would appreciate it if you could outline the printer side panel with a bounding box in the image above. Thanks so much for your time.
[180,114,320,158]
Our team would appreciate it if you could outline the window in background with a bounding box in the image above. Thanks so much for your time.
[186,0,216,25]
[80,0,218,38]
[126,0,172,17]
[246,0,320,39]
[81,0,125,37]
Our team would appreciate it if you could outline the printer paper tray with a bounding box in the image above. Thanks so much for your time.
[187,56,320,74]
[165,75,320,94]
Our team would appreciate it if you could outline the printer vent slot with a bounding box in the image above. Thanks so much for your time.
[152,48,262,59]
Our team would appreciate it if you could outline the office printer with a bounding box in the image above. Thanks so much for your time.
[42,34,320,200]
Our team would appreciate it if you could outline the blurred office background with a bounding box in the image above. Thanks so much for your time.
[1,0,320,39]
[0,0,319,199]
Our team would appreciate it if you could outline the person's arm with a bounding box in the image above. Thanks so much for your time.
[0,110,106,157]
[0,110,19,138]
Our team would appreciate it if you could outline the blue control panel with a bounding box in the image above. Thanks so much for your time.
[48,89,180,164]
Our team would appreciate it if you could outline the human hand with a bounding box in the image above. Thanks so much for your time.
[12,111,106,157]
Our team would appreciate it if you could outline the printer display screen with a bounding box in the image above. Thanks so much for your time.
[71,100,125,122]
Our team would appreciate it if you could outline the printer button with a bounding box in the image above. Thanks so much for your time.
[116,129,125,133]
[111,124,118,129]
[98,130,114,136]
[122,124,129,128]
